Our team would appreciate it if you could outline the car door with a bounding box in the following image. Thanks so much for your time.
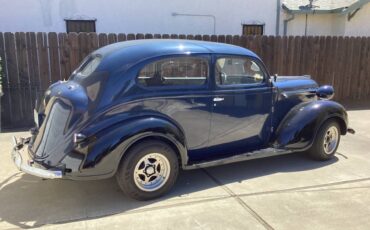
[208,55,273,158]
[136,55,213,160]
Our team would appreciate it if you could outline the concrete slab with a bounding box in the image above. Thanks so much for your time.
[240,181,370,230]
[40,198,266,230]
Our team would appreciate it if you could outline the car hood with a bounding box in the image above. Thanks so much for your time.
[273,76,318,92]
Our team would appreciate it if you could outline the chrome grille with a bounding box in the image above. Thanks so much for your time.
[34,101,70,157]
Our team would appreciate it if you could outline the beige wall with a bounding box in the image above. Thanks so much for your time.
[285,14,340,36]
[283,3,370,36]
[344,3,370,36]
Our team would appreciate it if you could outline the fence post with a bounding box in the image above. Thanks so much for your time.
[0,56,3,132]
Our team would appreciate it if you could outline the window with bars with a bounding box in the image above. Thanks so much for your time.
[242,25,264,36]
[66,20,96,33]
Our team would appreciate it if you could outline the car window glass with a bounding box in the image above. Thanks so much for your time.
[137,57,208,87]
[215,57,264,85]
[79,56,101,76]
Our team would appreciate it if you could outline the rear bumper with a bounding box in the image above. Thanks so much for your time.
[11,136,63,179]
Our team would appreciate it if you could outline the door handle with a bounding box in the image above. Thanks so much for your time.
[213,97,224,102]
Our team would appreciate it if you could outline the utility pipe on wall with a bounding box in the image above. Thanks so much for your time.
[172,12,216,35]
[276,0,281,35]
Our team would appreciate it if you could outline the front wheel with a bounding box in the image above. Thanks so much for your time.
[116,140,179,200]
[307,119,341,161]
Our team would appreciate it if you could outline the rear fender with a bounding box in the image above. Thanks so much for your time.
[273,100,348,151]
[68,116,187,179]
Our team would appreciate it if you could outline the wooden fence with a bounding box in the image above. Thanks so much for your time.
[0,32,370,129]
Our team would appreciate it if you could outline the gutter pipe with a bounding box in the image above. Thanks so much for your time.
[276,0,281,35]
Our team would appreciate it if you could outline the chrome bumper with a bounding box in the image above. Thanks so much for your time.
[11,136,63,179]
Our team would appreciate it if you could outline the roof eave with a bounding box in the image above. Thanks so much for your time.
[282,6,347,14]
[283,0,370,15]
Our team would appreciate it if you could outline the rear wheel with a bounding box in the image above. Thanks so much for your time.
[116,140,179,200]
[307,119,341,161]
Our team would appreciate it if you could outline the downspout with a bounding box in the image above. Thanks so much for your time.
[276,0,281,35]
[283,13,295,36]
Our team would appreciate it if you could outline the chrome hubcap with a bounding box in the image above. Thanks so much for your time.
[323,126,339,154]
[134,153,171,192]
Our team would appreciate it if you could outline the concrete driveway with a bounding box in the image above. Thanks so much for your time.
[1,109,370,230]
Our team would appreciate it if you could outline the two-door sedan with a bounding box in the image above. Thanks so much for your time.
[11,39,353,200]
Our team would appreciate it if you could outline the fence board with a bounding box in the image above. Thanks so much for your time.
[366,38,370,97]
[48,32,61,82]
[350,37,361,99]
[26,32,40,121]
[0,32,8,85]
[286,36,295,76]
[154,34,162,39]
[1,32,370,129]
[4,32,21,125]
[78,33,89,62]
[344,38,355,99]
[202,35,210,41]
[127,34,135,40]
[98,33,108,47]
[87,33,99,53]
[26,32,40,86]
[58,33,71,80]
[358,37,368,99]
[135,33,144,40]
[327,37,337,86]
[36,32,50,90]
[15,32,29,121]
[0,32,12,128]
[336,37,347,100]
[118,33,127,42]
[69,33,79,72]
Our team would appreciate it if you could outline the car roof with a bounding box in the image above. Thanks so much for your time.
[94,39,261,72]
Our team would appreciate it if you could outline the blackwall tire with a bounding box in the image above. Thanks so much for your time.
[116,140,179,201]
[307,119,341,161]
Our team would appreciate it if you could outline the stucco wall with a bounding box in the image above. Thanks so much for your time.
[285,14,344,36]
[0,0,278,35]
[343,3,370,36]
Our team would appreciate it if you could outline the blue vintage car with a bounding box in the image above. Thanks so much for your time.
[11,39,353,200]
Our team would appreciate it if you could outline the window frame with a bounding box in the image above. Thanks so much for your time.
[242,24,264,36]
[135,54,211,91]
[65,19,97,33]
[213,55,269,90]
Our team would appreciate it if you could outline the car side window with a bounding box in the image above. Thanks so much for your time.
[215,57,264,86]
[137,57,208,87]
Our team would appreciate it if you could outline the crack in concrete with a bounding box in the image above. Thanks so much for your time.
[15,176,370,229]
[201,169,274,230]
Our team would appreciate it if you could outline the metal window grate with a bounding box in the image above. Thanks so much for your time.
[66,20,96,33]
[242,25,264,36]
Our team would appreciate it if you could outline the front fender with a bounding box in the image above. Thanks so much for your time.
[273,100,348,150]
[68,116,187,179]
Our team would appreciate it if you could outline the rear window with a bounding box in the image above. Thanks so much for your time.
[78,56,102,76]
[137,57,209,87]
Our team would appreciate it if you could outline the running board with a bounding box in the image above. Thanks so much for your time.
[184,148,293,170]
